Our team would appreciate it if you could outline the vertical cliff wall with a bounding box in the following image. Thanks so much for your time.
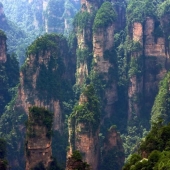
[25,106,53,170]
[128,22,143,120]
[45,0,80,34]
[0,30,6,63]
[67,84,100,170]
[0,2,8,30]
[19,34,72,131]
[92,1,117,119]
[100,126,124,170]
[128,17,170,120]
[0,30,19,116]
[74,0,96,85]
[143,17,169,118]
[66,150,90,170]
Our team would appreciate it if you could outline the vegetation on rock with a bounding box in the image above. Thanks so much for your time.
[123,121,170,170]
[93,2,116,32]
[26,106,54,139]
[70,84,100,130]
[151,72,170,124]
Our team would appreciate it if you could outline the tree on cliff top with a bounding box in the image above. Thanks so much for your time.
[93,1,117,32]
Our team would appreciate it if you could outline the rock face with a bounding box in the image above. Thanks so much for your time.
[25,106,53,170]
[75,0,94,85]
[67,85,100,170]
[128,17,170,120]
[93,25,117,118]
[111,0,126,31]
[0,31,6,63]
[19,34,71,132]
[0,2,8,29]
[101,126,125,170]
[66,150,90,170]
[1,0,80,35]
[93,3,117,119]
[44,0,80,34]
[0,31,19,116]
[144,17,166,57]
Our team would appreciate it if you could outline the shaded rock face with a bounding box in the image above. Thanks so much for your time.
[101,127,125,170]
[25,107,53,170]
[111,0,126,31]
[27,0,44,30]
[25,126,52,170]
[1,0,80,35]
[0,35,6,63]
[0,160,7,170]
[45,0,80,34]
[81,0,100,13]
[0,3,8,30]
[76,25,92,85]
[143,17,170,117]
[66,157,89,170]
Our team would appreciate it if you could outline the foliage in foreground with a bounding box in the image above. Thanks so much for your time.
[123,121,170,170]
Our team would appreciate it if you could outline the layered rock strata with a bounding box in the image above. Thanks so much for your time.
[101,126,125,170]
[128,17,170,120]
[25,107,53,170]
[67,85,100,170]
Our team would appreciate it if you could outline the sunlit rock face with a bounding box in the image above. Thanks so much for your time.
[93,24,117,119]
[67,86,100,170]
[128,17,170,120]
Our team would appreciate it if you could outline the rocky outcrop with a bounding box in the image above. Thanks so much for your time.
[144,17,166,57]
[128,17,170,120]
[68,121,99,170]
[100,126,125,170]
[75,0,94,85]
[143,17,169,117]
[93,23,117,119]
[0,3,8,31]
[66,158,89,170]
[111,0,126,31]
[27,0,44,30]
[25,106,53,170]
[133,22,143,43]
[93,25,115,72]
[19,34,72,132]
[0,30,6,63]
[45,0,80,34]
[67,85,100,170]
[19,54,63,131]
[66,150,90,170]
[81,0,100,13]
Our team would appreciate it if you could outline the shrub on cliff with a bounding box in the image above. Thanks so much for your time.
[26,106,54,139]
[93,2,116,32]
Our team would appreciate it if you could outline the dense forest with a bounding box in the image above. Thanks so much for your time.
[0,0,170,170]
